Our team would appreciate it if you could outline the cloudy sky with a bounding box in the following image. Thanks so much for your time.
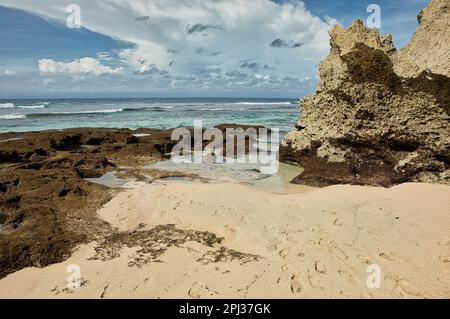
[0,0,429,98]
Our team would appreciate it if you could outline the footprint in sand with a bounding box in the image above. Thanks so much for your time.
[118,216,128,223]
[173,201,182,210]
[276,264,290,284]
[314,261,326,274]
[290,275,303,295]
[438,237,450,246]
[333,218,343,226]
[279,249,288,258]
[379,252,396,262]
[213,209,225,217]
[188,281,203,299]
[439,256,450,263]
[392,277,423,298]
[240,215,250,224]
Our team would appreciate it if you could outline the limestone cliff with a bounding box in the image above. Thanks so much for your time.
[393,0,450,77]
[281,0,450,187]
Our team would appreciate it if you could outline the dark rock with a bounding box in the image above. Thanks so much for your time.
[0,124,265,278]
[281,1,450,187]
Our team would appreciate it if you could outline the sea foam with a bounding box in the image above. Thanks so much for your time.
[16,104,47,109]
[0,114,26,120]
[0,103,15,108]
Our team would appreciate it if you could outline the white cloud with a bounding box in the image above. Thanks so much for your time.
[1,0,337,93]
[38,58,123,75]
[0,70,17,76]
[324,15,341,26]
[96,52,113,61]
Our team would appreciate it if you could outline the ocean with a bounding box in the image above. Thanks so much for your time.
[0,98,300,134]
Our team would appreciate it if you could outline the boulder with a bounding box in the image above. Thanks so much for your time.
[281,0,450,187]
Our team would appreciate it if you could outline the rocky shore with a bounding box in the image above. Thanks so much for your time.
[281,0,449,187]
[0,0,449,298]
[0,125,262,279]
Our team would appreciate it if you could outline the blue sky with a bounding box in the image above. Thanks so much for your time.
[0,7,130,70]
[301,0,429,46]
[0,0,430,98]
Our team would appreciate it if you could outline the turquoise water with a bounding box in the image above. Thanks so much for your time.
[148,158,304,192]
[0,98,299,134]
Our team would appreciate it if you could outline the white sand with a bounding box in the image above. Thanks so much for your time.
[0,181,449,298]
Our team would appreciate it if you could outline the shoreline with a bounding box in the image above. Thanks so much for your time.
[0,0,448,300]
[0,180,449,298]
[0,125,294,279]
[1,127,449,298]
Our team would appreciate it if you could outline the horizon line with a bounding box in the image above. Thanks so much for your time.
[0,96,301,100]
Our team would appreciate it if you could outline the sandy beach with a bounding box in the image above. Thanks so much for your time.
[0,0,448,302]
[1,179,449,298]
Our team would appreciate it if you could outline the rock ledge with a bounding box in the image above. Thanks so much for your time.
[281,0,449,187]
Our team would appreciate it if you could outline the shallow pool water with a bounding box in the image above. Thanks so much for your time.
[85,172,134,188]
[147,158,305,193]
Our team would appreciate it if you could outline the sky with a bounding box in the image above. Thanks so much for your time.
[0,0,430,98]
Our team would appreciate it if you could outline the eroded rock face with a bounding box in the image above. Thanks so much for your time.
[393,0,450,77]
[281,0,450,187]
[0,128,164,279]
[0,124,264,278]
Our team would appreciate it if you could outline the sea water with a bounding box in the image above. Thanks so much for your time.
[2,98,304,190]
[148,158,305,193]
[0,98,299,136]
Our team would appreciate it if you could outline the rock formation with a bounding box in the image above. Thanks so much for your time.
[0,128,175,279]
[281,0,449,187]
[0,124,261,278]
[393,0,450,77]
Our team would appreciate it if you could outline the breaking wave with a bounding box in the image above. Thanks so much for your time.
[26,108,125,118]
[234,101,295,105]
[0,114,27,120]
[16,104,48,109]
[0,103,15,109]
